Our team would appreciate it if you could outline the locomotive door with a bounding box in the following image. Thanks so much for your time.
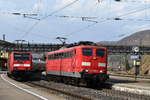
[59,53,63,76]
[91,48,99,69]
[71,49,76,76]
[7,55,11,72]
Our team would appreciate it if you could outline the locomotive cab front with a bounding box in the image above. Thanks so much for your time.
[78,46,109,83]
[13,53,32,71]
[7,52,32,79]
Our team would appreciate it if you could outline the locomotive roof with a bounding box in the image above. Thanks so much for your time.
[47,45,107,54]
[11,51,32,54]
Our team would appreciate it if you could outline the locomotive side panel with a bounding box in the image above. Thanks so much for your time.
[46,53,61,76]
[46,49,76,77]
[46,46,109,86]
[60,49,79,77]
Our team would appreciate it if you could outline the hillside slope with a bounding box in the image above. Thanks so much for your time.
[118,30,150,46]
[97,30,150,46]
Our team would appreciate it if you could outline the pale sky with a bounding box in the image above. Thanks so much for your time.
[0,0,150,44]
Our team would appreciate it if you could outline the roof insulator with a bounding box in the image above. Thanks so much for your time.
[115,0,121,2]
[114,18,122,20]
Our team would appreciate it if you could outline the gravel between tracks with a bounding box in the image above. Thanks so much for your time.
[25,80,150,100]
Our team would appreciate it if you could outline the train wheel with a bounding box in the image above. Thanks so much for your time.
[86,79,93,88]
[63,77,69,84]
[74,78,80,86]
[87,79,99,88]
[7,73,11,78]
[96,81,105,89]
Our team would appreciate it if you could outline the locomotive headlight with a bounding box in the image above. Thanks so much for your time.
[85,69,89,72]
[82,62,91,66]
[14,64,20,67]
[98,63,106,67]
[24,64,30,67]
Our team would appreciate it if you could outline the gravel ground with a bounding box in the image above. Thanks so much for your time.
[25,79,150,100]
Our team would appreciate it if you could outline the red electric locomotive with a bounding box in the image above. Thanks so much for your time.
[46,45,109,87]
[7,52,32,79]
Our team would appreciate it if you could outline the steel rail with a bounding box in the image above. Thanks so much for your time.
[28,82,92,100]
[109,73,150,79]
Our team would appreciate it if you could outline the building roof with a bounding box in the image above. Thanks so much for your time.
[0,40,14,46]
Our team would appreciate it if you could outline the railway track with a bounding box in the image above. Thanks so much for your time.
[109,73,150,79]
[24,80,150,100]
[26,81,92,100]
[0,71,8,74]
[109,73,150,82]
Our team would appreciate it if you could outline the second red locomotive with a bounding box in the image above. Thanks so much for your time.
[46,45,109,87]
[7,52,32,79]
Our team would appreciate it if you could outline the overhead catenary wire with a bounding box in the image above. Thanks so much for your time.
[21,21,40,39]
[116,23,150,39]
[8,0,150,42]
[55,0,101,23]
[63,5,150,37]
[117,6,150,18]
[56,15,98,23]
[40,0,79,20]
[37,0,42,13]
[114,0,143,3]
[20,0,79,39]
[11,25,57,41]
[19,0,79,21]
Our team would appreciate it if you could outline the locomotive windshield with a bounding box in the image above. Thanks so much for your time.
[14,53,30,60]
[82,48,92,56]
[96,49,105,57]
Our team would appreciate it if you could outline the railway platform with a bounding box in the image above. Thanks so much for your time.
[0,72,65,100]
[108,75,150,96]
